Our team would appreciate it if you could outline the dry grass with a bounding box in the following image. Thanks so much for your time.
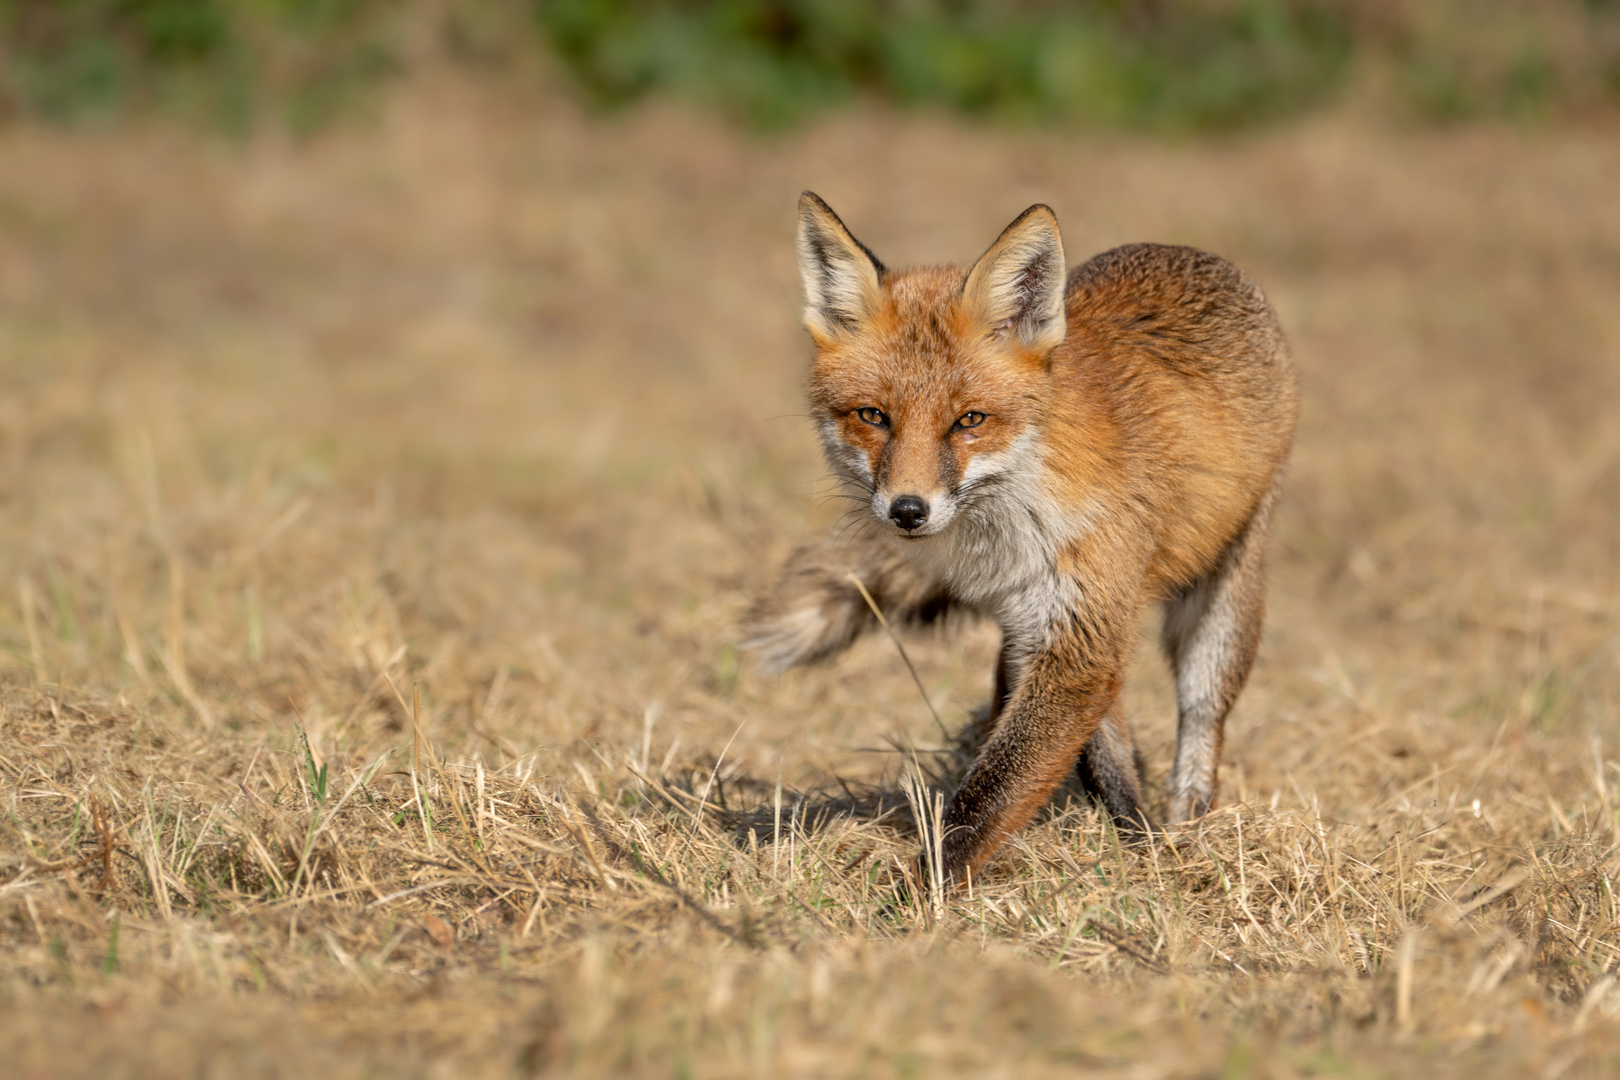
[2,76,1620,1077]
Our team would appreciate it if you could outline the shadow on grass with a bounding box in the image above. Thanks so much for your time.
[700,703,1138,850]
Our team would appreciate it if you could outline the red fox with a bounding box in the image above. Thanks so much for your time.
[746,192,1298,884]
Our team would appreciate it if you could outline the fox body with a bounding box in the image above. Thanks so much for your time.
[749,193,1298,883]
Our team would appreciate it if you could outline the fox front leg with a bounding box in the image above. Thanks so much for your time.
[978,638,1149,837]
[936,614,1133,882]
[743,535,957,672]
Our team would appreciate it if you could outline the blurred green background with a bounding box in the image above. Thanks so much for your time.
[2,0,1618,132]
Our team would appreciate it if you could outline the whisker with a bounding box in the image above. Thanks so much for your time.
[814,469,876,496]
[835,516,873,542]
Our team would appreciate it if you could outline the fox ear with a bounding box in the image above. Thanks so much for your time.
[963,204,1066,353]
[797,192,886,341]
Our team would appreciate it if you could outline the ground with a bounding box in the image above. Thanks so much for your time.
[2,76,1619,1078]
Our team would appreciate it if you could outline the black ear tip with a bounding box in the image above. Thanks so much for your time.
[991,203,1062,249]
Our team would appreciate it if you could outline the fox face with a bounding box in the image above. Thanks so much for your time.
[796,194,1069,545]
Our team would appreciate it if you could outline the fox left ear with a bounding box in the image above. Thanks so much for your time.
[797,192,886,342]
[963,204,1066,354]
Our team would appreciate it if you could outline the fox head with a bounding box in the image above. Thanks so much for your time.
[796,192,1067,541]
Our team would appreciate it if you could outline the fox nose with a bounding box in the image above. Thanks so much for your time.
[888,495,929,532]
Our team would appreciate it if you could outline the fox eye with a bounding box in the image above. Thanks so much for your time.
[953,411,987,431]
[856,407,888,428]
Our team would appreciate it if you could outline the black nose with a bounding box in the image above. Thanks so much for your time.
[888,495,929,532]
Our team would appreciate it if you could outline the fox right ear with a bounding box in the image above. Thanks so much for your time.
[797,192,885,342]
[963,204,1066,354]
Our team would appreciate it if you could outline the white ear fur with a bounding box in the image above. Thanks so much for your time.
[962,204,1067,353]
[796,192,885,340]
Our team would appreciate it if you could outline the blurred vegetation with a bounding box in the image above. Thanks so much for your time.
[0,0,401,131]
[539,0,1357,130]
[2,0,1619,131]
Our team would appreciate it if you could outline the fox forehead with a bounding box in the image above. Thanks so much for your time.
[807,266,1040,417]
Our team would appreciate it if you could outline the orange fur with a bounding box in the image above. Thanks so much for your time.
[749,193,1298,882]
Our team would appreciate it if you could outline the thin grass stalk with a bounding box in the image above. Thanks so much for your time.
[18,574,44,682]
[849,573,947,740]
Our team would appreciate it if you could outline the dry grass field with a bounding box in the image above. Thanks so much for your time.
[2,76,1619,1077]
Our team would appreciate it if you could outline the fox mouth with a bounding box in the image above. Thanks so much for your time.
[886,521,939,540]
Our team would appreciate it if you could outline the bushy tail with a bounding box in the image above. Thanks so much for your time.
[742,535,960,671]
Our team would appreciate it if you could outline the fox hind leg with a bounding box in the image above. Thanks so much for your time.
[952,640,1018,761]
[1161,476,1280,823]
[1076,710,1149,834]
